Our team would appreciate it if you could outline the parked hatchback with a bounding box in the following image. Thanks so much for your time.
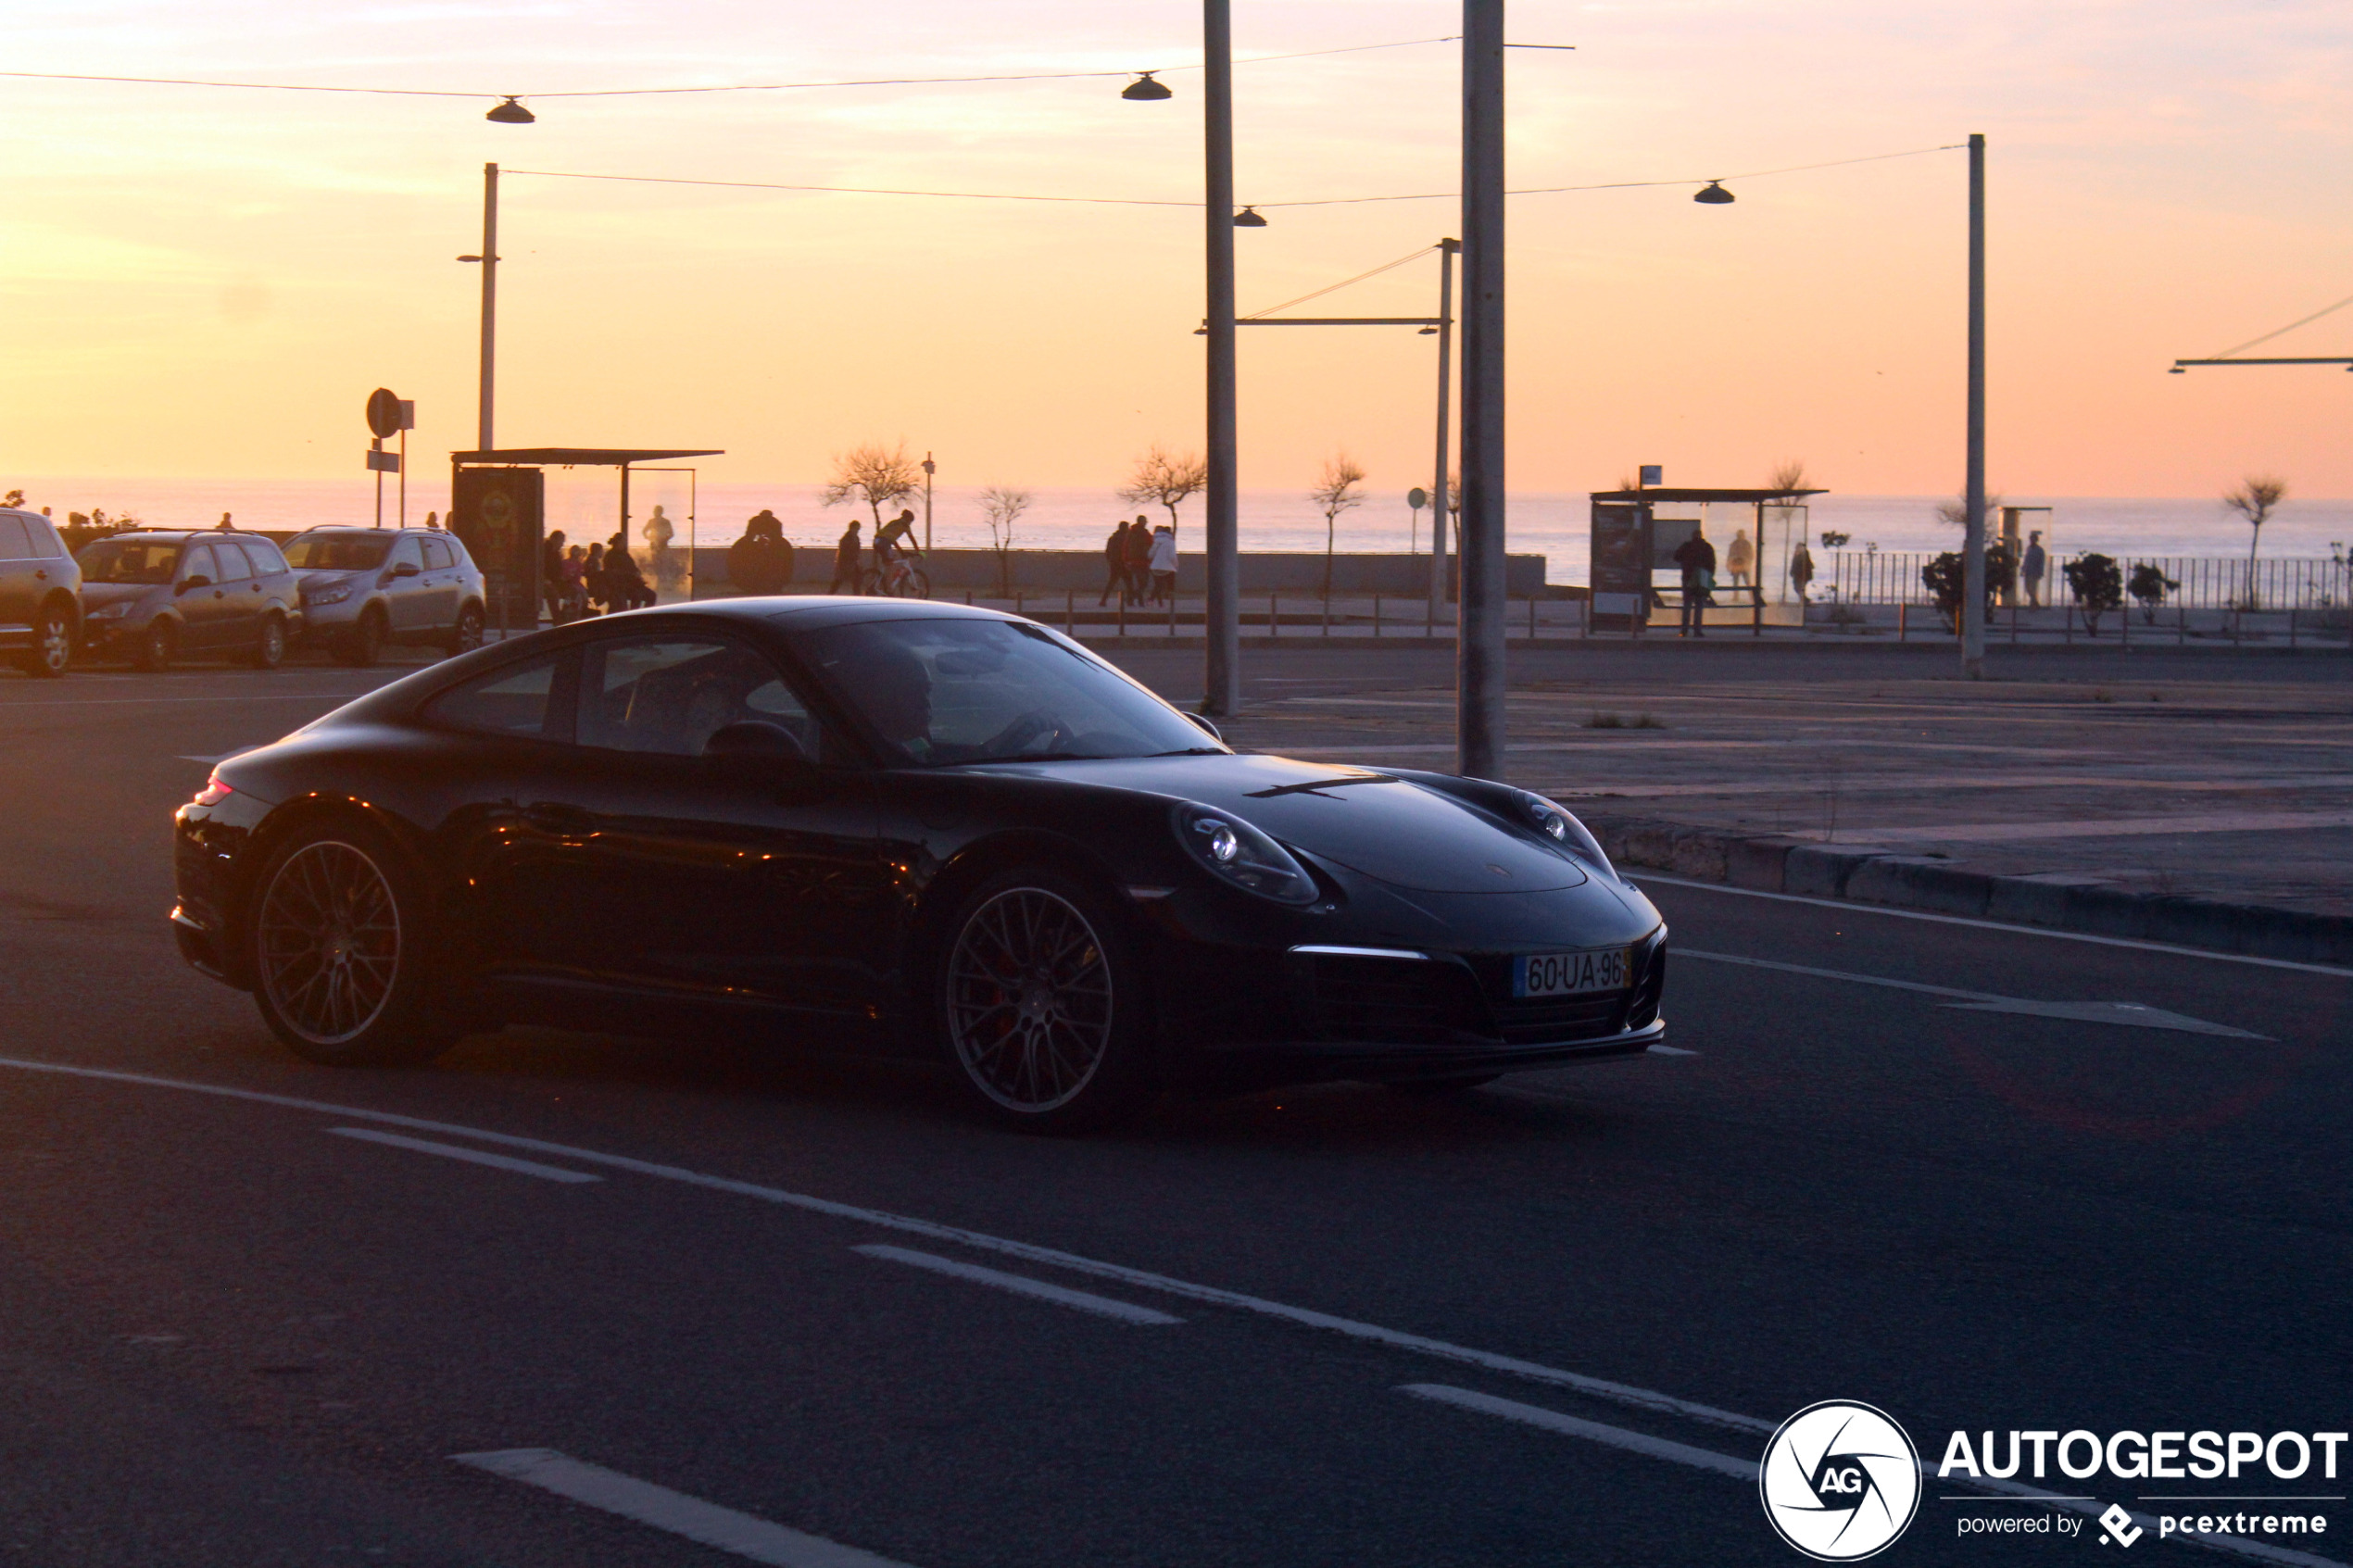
[283,527,486,666]
[0,508,81,677]
[76,531,304,671]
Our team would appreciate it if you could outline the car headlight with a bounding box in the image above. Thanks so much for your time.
[1513,789,1617,876]
[1172,802,1319,905]
[306,583,354,607]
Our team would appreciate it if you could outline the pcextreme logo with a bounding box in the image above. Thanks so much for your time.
[1760,1400,1924,1561]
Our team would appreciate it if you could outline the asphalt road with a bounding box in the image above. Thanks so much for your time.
[2,648,2347,1568]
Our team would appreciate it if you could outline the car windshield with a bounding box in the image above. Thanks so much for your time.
[283,534,391,571]
[793,616,1222,767]
[77,538,182,584]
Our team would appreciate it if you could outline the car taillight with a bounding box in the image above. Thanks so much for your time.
[193,776,233,807]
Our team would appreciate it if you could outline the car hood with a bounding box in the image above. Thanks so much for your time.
[79,582,164,611]
[981,751,1590,893]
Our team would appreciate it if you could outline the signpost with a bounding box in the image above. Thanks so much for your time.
[364,388,414,529]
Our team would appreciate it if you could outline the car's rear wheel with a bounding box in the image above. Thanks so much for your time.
[250,613,286,670]
[340,606,385,667]
[22,602,72,677]
[249,822,452,1067]
[939,870,1153,1133]
[444,602,484,657]
[135,619,177,673]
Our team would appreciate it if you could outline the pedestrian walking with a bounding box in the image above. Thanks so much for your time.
[560,545,589,621]
[1672,525,1718,638]
[584,542,610,614]
[1789,538,1815,604]
[541,529,569,624]
[2022,531,2047,608]
[1147,524,1177,606]
[829,520,865,595]
[1100,520,1132,606]
[1122,515,1154,606]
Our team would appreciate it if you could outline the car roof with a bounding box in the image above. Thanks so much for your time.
[288,526,447,536]
[102,530,273,545]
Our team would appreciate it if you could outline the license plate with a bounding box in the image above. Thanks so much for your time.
[1513,947,1634,999]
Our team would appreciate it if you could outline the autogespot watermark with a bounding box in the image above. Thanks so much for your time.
[1760,1408,2347,1558]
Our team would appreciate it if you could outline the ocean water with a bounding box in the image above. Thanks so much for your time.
[15,475,2350,584]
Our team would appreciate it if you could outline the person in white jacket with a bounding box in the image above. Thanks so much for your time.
[1146,525,1178,606]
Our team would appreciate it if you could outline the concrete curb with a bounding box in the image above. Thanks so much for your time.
[1580,812,2353,968]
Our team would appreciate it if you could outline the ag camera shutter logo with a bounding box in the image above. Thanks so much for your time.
[1760,1400,1922,1561]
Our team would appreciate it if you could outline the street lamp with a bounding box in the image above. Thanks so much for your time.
[1692,181,1735,205]
[1121,72,1173,101]
[1232,206,1268,227]
[485,96,536,124]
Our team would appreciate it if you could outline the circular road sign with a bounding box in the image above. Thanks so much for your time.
[1408,487,1429,510]
[366,387,404,439]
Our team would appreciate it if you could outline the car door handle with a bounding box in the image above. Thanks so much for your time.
[32,570,45,581]
[213,589,225,598]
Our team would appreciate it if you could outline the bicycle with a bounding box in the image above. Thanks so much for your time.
[862,555,931,599]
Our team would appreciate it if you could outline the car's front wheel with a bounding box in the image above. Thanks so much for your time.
[340,606,386,667]
[444,602,484,657]
[249,822,453,1067]
[938,870,1154,1133]
[135,619,177,673]
[22,602,72,677]
[250,613,287,670]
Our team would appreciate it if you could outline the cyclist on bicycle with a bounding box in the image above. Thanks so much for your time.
[873,508,922,595]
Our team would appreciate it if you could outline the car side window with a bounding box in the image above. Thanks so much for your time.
[422,650,572,740]
[243,538,289,575]
[422,536,455,571]
[389,537,423,571]
[223,542,263,581]
[0,516,29,560]
[180,544,218,584]
[578,635,824,758]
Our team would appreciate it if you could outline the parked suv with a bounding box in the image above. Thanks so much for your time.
[76,530,302,671]
[0,508,81,677]
[283,527,486,666]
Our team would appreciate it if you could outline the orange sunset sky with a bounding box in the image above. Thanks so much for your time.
[2,0,2347,499]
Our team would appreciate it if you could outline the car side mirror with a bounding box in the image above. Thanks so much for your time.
[177,575,210,594]
[1187,712,1223,742]
[704,720,813,763]
[391,560,422,578]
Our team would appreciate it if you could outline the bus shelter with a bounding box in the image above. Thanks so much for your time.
[450,446,721,632]
[1589,484,1826,633]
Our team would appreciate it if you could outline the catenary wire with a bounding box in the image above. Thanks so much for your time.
[1242,245,1439,319]
[0,36,1460,104]
[2206,290,2353,360]
[1255,143,1965,208]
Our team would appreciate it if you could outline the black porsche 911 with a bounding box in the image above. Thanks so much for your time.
[171,599,1666,1130]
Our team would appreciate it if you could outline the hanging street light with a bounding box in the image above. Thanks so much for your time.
[1693,180,1734,204]
[1233,206,1268,227]
[1121,72,1174,101]
[485,96,535,124]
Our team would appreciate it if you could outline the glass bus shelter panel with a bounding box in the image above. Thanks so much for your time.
[1762,503,1806,604]
[1644,508,1702,626]
[632,468,696,603]
[2001,506,2054,608]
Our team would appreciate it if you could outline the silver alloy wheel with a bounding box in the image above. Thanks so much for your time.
[946,886,1114,1112]
[34,610,69,674]
[258,616,285,667]
[453,606,484,652]
[258,840,401,1046]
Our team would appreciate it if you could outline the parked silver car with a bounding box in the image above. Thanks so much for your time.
[77,530,303,671]
[283,528,487,666]
[0,508,80,677]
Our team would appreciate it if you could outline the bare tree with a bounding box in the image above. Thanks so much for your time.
[1310,452,1367,601]
[1766,458,1810,497]
[1115,444,1208,538]
[822,441,922,527]
[1935,491,2005,530]
[978,484,1032,598]
[2223,474,2288,608]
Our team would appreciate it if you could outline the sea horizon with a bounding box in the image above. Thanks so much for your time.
[12,474,2348,585]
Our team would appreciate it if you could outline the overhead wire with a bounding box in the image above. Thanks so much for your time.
[1241,245,1438,319]
[0,36,1460,104]
[1256,143,1964,208]
[2206,291,2353,360]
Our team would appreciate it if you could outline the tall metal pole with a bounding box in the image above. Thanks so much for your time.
[922,451,936,554]
[1961,132,1986,679]
[478,162,499,453]
[1201,0,1241,719]
[1429,238,1458,629]
[1457,3,1507,779]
